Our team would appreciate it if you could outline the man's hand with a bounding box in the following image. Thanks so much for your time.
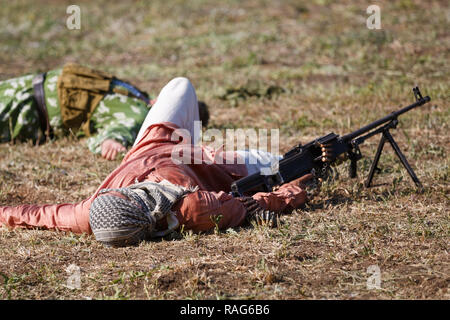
[237,196,278,228]
[101,139,127,160]
[289,173,321,200]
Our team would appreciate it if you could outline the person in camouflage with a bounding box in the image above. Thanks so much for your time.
[0,68,152,160]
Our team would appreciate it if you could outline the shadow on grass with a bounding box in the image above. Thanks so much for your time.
[302,194,354,212]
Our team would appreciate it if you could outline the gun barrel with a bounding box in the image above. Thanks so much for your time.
[341,96,430,142]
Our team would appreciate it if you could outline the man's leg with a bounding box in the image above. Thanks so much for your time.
[133,77,200,147]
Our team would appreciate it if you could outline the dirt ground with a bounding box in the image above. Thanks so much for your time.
[0,0,448,299]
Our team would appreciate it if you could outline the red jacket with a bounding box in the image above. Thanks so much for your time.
[0,123,307,234]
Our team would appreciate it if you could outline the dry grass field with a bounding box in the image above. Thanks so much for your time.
[0,0,448,300]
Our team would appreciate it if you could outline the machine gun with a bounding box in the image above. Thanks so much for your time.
[231,87,431,197]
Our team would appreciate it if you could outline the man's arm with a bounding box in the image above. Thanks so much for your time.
[251,175,310,213]
[173,190,247,232]
[86,118,138,159]
[0,199,92,234]
[86,94,150,159]
[173,178,309,233]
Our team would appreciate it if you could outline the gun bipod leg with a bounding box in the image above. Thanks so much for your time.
[383,130,423,191]
[365,133,386,188]
[365,128,423,191]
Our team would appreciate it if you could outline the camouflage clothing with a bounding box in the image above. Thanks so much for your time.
[0,69,150,154]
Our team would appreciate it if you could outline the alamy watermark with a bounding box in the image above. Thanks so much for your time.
[170,121,280,175]
[366,264,381,290]
[66,5,81,30]
[366,5,381,30]
[65,264,81,289]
